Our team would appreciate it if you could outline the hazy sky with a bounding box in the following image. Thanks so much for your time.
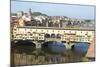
[11,1,95,19]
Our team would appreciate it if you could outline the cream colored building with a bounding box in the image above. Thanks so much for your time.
[12,26,95,43]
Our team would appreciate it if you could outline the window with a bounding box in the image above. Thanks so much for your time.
[51,34,56,38]
[56,34,61,39]
[45,33,50,38]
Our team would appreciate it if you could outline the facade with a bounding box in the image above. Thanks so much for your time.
[12,26,95,48]
[17,11,23,18]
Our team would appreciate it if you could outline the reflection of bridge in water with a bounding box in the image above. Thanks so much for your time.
[12,26,95,49]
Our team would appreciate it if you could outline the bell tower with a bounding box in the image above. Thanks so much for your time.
[28,8,32,16]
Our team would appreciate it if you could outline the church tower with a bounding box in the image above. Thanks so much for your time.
[28,8,32,20]
[28,8,32,16]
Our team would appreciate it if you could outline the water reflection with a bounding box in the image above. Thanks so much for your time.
[11,41,94,66]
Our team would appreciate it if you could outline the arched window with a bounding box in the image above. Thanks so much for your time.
[45,33,50,38]
[51,34,56,38]
[56,34,61,39]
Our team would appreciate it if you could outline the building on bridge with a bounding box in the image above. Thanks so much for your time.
[12,26,95,49]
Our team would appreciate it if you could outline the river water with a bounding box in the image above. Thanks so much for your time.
[11,40,95,66]
[11,48,94,66]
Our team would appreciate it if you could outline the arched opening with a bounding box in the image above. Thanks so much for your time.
[51,34,56,38]
[11,40,36,54]
[41,41,53,51]
[71,42,90,56]
[56,34,61,39]
[45,33,50,38]
[41,41,66,54]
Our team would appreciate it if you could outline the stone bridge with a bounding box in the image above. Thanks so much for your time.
[12,26,95,49]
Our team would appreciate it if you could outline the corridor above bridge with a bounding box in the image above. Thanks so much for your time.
[12,26,95,43]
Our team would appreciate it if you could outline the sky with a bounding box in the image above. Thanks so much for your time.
[11,0,95,20]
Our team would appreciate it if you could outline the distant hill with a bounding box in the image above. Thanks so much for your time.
[11,13,17,16]
[32,12,47,16]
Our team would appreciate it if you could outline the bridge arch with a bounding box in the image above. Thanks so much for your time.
[71,42,90,55]
[41,41,66,54]
[11,40,36,54]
